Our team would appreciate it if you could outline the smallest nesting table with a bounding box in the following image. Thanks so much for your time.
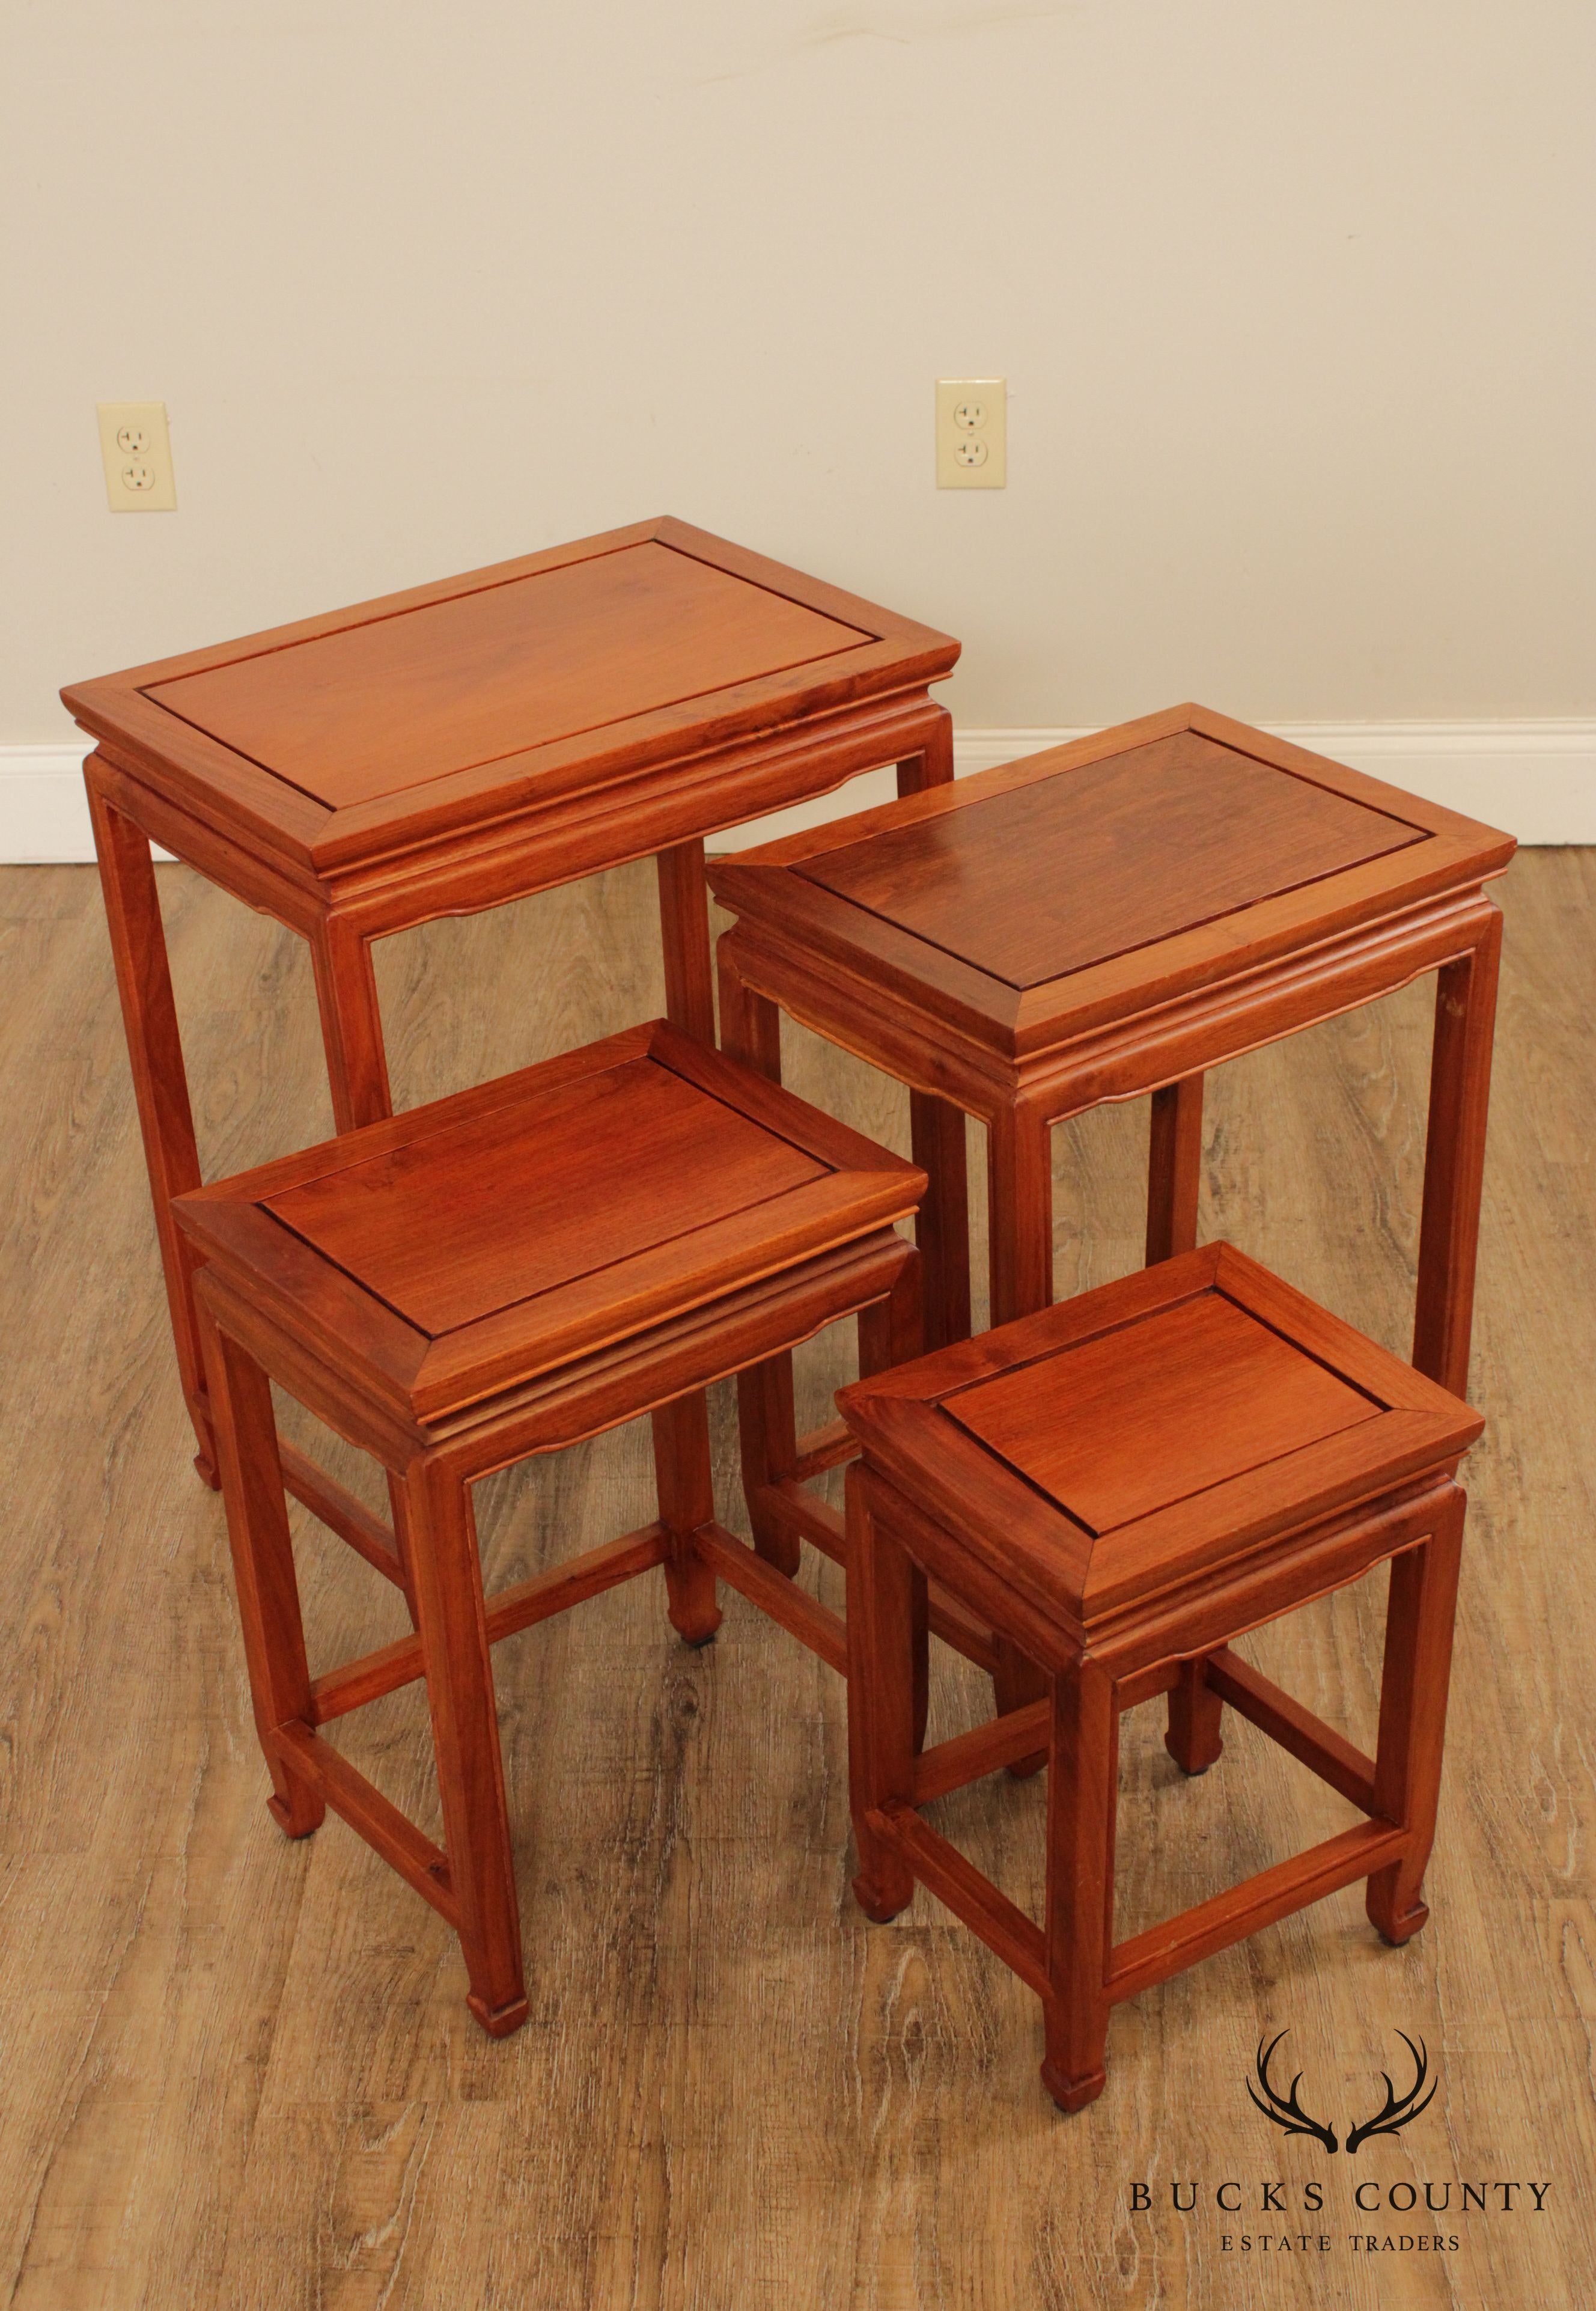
[839,1244,1482,2110]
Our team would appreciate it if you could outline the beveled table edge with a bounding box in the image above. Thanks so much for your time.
[709,704,1516,1078]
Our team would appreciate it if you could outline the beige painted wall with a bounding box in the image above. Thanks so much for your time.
[4,1,1593,742]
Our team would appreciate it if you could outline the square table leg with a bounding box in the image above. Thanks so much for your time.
[716,941,812,1577]
[983,1102,1061,1747]
[1165,1655,1225,1775]
[910,1094,973,1352]
[897,719,973,1354]
[652,1391,724,1646]
[656,839,717,1045]
[985,1103,1055,1328]
[1365,1487,1467,1946]
[1413,906,1503,1397]
[401,1456,529,2038]
[717,946,804,1575]
[846,1466,924,1924]
[856,1252,931,1750]
[1148,1080,1214,1780]
[195,1299,324,1839]
[1041,1660,1118,2113]
[1145,1074,1205,1265]
[308,914,393,1131]
[88,781,215,1482]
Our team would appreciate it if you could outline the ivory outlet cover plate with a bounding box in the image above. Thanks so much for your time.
[97,401,177,511]
[936,378,1006,489]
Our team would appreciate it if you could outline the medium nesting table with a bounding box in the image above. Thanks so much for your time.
[172,1020,924,2033]
[64,517,959,1490]
[710,703,1513,1721]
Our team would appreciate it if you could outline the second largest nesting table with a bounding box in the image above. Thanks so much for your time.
[709,704,1514,1715]
[64,516,959,1487]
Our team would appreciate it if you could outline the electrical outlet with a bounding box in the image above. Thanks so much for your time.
[97,401,177,511]
[936,378,1006,489]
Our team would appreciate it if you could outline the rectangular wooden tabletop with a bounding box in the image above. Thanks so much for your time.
[800,727,1423,989]
[64,518,958,876]
[175,1019,925,1424]
[839,1243,1481,1626]
[710,704,1516,1057]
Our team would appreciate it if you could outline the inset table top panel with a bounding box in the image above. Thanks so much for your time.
[145,542,871,811]
[800,728,1422,989]
[946,1289,1378,1534]
[266,1051,825,1337]
[174,1019,925,1421]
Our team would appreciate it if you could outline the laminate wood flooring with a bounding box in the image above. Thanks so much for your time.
[0,851,1588,2309]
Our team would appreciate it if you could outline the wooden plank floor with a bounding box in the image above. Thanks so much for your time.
[0,852,1591,2309]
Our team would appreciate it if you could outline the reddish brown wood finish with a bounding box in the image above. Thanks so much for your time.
[278,1441,413,1604]
[1164,1656,1224,1775]
[1145,1074,1204,1266]
[69,518,958,1471]
[948,1289,1379,1531]
[846,1469,921,1924]
[656,840,718,1046]
[197,1301,323,1840]
[801,728,1425,987]
[139,540,875,811]
[308,1524,672,1726]
[711,703,1509,1766]
[1364,1488,1467,1944]
[709,701,1511,1359]
[893,710,972,1356]
[1413,911,1505,1397]
[176,1023,924,2033]
[87,781,213,1480]
[710,707,991,1687]
[838,1244,1482,2110]
[653,1392,724,1648]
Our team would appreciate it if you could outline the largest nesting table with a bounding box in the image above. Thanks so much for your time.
[64,517,958,1487]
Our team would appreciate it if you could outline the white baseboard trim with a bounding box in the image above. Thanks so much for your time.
[0,746,174,863]
[4,721,1591,864]
[720,719,1596,850]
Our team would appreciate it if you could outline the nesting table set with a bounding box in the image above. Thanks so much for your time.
[70,522,1512,2106]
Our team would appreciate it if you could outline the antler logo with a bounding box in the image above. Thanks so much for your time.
[1247,2032,1339,2152]
[1344,2032,1436,2154]
[1246,2032,1437,2156]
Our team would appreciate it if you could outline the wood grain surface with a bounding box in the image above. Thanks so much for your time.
[799,730,1423,989]
[65,519,958,875]
[942,1285,1383,1535]
[145,542,871,810]
[0,849,1588,2309]
[260,1050,827,1337]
